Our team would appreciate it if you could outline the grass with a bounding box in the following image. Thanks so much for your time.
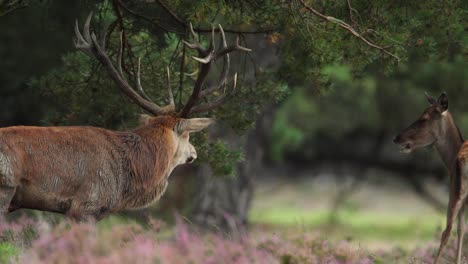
[0,242,19,264]
[1,213,460,263]
[0,177,454,263]
[250,206,444,248]
[249,176,449,251]
[97,215,140,229]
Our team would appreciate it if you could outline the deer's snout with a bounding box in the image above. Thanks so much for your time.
[393,135,402,144]
[393,133,414,153]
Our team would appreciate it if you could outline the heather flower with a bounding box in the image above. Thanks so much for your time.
[0,216,463,264]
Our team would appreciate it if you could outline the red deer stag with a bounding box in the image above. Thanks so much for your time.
[393,92,467,264]
[0,13,250,221]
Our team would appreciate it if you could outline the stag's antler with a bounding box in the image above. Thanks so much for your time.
[180,23,251,117]
[74,13,251,117]
[74,13,175,116]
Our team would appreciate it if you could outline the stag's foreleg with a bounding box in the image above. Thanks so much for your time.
[66,205,94,222]
[66,202,110,223]
[0,186,16,222]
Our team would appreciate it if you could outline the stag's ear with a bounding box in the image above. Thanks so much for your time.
[175,118,214,135]
[425,92,437,105]
[436,92,448,112]
[138,114,153,126]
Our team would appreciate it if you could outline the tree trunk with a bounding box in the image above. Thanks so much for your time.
[189,109,272,234]
[190,162,252,234]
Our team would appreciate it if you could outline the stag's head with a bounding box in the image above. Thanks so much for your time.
[172,118,213,165]
[393,92,449,153]
[74,13,250,167]
[139,115,212,165]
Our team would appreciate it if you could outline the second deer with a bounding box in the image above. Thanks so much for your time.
[394,92,467,264]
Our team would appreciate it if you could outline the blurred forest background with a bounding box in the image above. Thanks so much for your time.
[0,0,467,262]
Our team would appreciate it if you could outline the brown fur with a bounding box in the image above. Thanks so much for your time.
[0,116,180,221]
[394,93,467,264]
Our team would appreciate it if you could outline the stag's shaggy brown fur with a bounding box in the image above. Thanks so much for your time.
[0,116,185,221]
[0,14,246,222]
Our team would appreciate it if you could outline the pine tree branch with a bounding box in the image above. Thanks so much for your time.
[297,0,401,61]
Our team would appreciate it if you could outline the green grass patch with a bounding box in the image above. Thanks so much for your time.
[0,242,19,264]
[249,207,443,242]
[97,215,141,230]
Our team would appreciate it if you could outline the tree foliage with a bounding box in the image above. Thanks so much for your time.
[2,0,466,173]
[269,0,466,161]
[34,1,290,175]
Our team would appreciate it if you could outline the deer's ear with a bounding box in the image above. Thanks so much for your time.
[138,114,153,126]
[175,118,214,135]
[425,92,437,105]
[437,92,448,112]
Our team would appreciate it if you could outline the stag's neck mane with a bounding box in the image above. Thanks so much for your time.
[115,123,178,209]
[131,121,177,181]
[435,111,464,170]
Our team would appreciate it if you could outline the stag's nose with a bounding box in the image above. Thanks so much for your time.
[186,153,196,164]
[393,135,401,144]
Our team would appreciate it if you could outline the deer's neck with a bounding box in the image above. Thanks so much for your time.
[118,129,175,209]
[435,112,464,170]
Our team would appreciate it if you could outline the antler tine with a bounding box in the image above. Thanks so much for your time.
[234,36,252,52]
[180,23,250,117]
[75,13,174,116]
[189,73,238,114]
[182,23,208,56]
[192,53,215,64]
[199,24,230,97]
[219,24,228,48]
[136,57,152,101]
[117,31,124,76]
[74,22,92,57]
[215,35,252,60]
[74,12,94,53]
[189,32,251,67]
[83,12,93,43]
[190,25,218,64]
[188,22,197,40]
[208,25,216,52]
[74,21,86,46]
[166,67,175,107]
